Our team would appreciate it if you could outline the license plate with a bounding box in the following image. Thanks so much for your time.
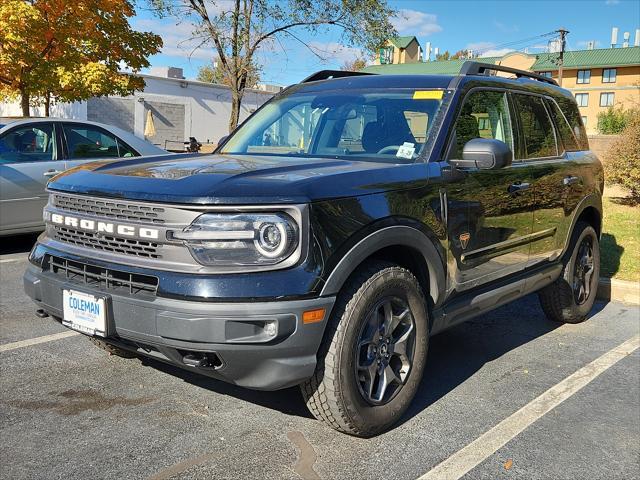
[62,290,107,337]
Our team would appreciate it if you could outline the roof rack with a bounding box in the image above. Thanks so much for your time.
[301,70,375,83]
[459,61,558,86]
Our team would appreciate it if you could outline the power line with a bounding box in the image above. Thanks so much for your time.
[473,30,558,55]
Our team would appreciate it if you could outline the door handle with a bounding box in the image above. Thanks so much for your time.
[43,170,62,177]
[507,182,530,194]
[563,176,580,186]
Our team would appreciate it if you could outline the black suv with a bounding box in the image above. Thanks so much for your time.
[24,62,603,437]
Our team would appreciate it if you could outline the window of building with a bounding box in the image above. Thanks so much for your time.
[379,46,394,65]
[540,71,553,78]
[575,93,589,107]
[600,92,615,107]
[581,116,588,127]
[577,70,591,84]
[602,68,617,83]
[513,94,558,159]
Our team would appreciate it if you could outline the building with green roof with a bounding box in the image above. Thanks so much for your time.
[364,46,639,133]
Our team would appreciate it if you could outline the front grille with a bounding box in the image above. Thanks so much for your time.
[47,255,158,296]
[52,193,166,224]
[52,226,161,259]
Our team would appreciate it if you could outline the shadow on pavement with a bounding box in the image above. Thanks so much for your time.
[136,294,581,426]
[403,294,560,424]
[0,233,39,255]
[139,357,313,419]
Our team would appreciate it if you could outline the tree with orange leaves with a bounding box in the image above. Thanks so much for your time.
[0,0,162,116]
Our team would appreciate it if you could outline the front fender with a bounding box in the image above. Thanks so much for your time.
[319,225,446,306]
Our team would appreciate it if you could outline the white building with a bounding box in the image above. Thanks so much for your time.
[0,67,277,149]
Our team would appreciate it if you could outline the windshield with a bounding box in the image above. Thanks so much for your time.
[221,88,444,163]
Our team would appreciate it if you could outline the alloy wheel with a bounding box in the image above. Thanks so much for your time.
[573,236,595,305]
[354,296,416,405]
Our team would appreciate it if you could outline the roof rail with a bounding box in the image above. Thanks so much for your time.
[301,70,375,83]
[459,61,558,86]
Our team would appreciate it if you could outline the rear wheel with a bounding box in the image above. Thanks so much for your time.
[538,221,600,323]
[89,337,137,358]
[301,261,429,437]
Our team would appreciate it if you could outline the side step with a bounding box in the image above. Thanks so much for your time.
[431,263,562,335]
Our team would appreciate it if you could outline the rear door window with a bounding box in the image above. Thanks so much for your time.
[63,124,120,159]
[513,94,558,159]
[0,124,56,164]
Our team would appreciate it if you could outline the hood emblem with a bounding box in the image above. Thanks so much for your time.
[459,232,471,250]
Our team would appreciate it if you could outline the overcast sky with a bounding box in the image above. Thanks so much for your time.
[132,0,640,86]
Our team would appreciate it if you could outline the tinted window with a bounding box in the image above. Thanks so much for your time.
[448,90,513,160]
[513,94,558,159]
[63,125,120,159]
[546,99,580,151]
[553,96,589,150]
[0,124,55,164]
[116,138,139,158]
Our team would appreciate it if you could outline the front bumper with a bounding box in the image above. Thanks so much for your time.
[24,258,335,391]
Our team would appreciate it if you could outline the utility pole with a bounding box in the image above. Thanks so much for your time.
[557,28,569,86]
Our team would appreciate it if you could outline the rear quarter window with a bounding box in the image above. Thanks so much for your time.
[550,96,589,150]
[546,99,580,152]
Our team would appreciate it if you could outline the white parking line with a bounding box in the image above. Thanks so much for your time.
[0,331,80,352]
[0,257,27,264]
[418,334,640,480]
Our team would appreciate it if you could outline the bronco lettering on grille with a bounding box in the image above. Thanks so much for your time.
[48,213,160,240]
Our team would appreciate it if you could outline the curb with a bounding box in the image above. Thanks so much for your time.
[597,277,640,305]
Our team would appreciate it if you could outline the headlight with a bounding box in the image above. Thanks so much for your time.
[172,213,300,267]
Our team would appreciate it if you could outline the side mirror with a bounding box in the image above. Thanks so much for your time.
[450,138,512,170]
[217,135,229,147]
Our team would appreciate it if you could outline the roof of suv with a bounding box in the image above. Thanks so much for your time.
[293,62,574,100]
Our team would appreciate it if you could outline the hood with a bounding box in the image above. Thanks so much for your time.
[48,153,427,204]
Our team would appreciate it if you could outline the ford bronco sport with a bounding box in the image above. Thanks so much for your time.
[25,62,603,437]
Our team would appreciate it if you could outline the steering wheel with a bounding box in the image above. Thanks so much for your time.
[377,145,402,155]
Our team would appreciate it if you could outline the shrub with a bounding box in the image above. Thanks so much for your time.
[603,113,640,201]
[597,106,637,134]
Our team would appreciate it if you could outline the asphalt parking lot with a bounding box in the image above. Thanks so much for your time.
[1,234,638,480]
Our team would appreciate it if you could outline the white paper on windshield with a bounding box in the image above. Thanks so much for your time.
[396,142,415,159]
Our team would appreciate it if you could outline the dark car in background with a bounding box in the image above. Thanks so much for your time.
[0,118,167,236]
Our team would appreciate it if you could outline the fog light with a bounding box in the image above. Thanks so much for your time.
[264,321,277,336]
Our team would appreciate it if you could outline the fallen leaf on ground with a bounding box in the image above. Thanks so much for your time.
[504,459,513,470]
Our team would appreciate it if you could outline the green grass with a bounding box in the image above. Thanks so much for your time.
[600,198,640,282]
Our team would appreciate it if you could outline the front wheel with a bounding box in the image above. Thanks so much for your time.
[538,221,600,323]
[301,261,429,437]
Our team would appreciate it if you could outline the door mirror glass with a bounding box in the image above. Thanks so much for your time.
[450,138,512,170]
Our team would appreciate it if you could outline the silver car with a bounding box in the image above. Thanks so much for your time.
[0,118,167,236]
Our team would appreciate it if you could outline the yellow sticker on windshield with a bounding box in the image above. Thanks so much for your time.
[413,90,444,100]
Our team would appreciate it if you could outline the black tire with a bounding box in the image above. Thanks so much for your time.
[301,261,429,437]
[89,337,137,358]
[538,221,600,323]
